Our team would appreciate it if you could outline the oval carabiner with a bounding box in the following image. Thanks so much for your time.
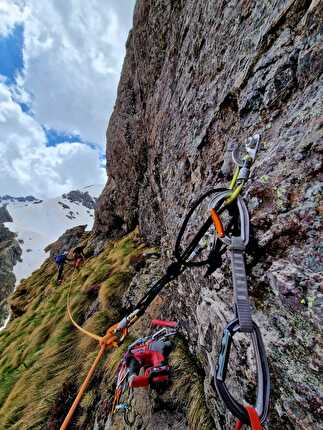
[214,319,270,424]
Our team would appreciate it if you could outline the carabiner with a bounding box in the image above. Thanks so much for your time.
[214,318,270,424]
[208,193,249,248]
[231,134,261,185]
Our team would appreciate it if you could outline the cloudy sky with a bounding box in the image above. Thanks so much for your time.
[0,0,135,198]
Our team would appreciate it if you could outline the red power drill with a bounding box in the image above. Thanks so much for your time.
[126,320,177,389]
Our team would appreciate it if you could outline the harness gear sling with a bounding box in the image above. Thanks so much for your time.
[60,134,270,429]
[126,320,176,389]
[235,406,263,430]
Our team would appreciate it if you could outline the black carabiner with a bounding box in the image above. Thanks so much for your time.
[174,188,228,267]
[214,318,270,424]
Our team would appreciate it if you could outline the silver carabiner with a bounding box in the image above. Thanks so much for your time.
[214,318,270,424]
[232,134,261,167]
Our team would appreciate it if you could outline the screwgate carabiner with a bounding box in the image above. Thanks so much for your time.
[214,318,270,424]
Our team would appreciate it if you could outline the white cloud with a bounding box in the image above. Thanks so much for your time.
[0,0,135,197]
[21,0,135,146]
[0,81,106,198]
[0,0,25,37]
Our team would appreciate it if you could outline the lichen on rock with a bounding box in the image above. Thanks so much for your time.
[0,223,22,327]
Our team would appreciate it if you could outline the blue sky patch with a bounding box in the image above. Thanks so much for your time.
[0,25,24,84]
[44,127,83,146]
[19,101,31,114]
[44,127,102,156]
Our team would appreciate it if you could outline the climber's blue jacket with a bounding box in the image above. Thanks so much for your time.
[55,254,67,266]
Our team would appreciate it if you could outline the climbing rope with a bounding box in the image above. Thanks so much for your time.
[60,269,126,430]
[60,134,270,429]
[67,268,102,342]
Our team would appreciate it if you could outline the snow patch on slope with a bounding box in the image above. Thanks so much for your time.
[4,185,103,283]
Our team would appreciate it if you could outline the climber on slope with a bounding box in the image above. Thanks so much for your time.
[54,251,71,285]
[72,244,85,269]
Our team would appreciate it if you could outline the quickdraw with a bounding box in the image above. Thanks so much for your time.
[211,137,270,425]
[60,133,270,429]
[171,134,270,425]
[212,201,270,424]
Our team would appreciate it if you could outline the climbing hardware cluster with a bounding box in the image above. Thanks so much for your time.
[60,134,270,430]
[109,319,177,426]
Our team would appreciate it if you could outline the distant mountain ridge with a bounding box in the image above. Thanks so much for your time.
[62,189,97,210]
[0,195,42,204]
[0,185,103,328]
[2,184,103,284]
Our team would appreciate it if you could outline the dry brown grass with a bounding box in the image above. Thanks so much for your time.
[0,227,213,429]
[0,228,148,429]
[170,340,215,430]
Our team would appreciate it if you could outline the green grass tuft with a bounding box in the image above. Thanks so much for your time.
[0,229,148,429]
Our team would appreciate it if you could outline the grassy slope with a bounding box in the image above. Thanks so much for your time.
[0,228,214,429]
[0,229,147,429]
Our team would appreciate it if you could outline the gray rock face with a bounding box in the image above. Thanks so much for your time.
[62,190,97,210]
[45,225,87,258]
[0,224,22,327]
[94,1,322,428]
[0,206,13,223]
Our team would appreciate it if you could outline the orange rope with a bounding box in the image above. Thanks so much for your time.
[59,328,121,429]
[59,344,106,430]
[67,269,103,342]
[60,269,127,429]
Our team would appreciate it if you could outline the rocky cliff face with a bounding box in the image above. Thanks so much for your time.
[62,190,97,210]
[0,223,21,327]
[44,225,87,258]
[94,1,323,429]
[0,206,13,223]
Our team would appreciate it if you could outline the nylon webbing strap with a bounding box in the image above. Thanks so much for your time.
[230,237,253,332]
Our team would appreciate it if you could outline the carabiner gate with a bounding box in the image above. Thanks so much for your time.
[232,134,261,167]
[214,318,270,424]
